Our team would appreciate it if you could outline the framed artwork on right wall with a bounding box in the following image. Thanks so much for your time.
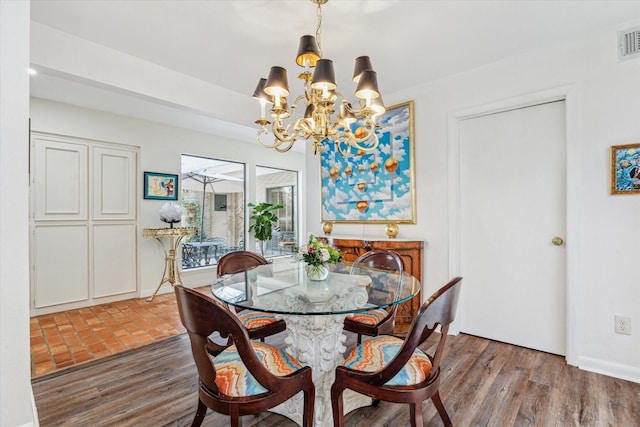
[320,100,416,223]
[611,143,640,195]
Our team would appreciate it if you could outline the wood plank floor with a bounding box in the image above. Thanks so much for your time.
[32,332,640,426]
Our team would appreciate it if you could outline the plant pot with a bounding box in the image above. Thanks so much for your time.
[306,264,329,281]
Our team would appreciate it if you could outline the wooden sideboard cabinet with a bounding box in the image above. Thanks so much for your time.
[324,237,424,335]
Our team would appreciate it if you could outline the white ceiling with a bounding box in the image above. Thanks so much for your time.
[29,0,640,141]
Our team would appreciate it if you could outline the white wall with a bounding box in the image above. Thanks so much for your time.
[306,20,640,382]
[29,98,305,297]
[0,2,37,426]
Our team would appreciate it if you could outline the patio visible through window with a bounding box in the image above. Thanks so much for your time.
[181,155,245,270]
[256,166,298,259]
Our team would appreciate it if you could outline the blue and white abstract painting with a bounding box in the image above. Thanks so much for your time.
[612,144,640,194]
[321,101,415,222]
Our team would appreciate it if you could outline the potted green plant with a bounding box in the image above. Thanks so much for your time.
[248,202,283,256]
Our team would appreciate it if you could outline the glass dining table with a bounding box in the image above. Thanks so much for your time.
[212,261,420,427]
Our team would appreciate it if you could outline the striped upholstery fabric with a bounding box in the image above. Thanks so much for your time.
[213,343,303,397]
[346,308,388,326]
[237,310,279,329]
[343,335,432,386]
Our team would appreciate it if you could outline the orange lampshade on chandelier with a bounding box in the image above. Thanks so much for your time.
[252,0,385,156]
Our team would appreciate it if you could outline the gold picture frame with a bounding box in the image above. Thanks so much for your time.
[611,143,640,195]
[320,101,416,223]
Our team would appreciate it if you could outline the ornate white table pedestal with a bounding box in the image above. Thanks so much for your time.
[260,281,372,426]
[271,313,372,427]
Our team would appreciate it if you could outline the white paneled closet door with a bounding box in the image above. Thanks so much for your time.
[31,133,139,314]
[92,147,137,298]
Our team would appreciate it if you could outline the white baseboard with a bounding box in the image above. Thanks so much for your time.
[577,356,640,384]
[28,386,39,427]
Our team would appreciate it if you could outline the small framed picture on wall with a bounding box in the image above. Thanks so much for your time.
[144,171,179,200]
[611,143,640,195]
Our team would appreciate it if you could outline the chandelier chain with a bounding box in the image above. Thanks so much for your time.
[315,2,323,57]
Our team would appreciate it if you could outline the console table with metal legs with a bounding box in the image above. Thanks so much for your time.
[143,227,196,302]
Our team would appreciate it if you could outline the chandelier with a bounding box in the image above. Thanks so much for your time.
[252,0,385,156]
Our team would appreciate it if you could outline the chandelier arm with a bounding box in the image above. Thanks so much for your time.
[258,127,289,150]
[295,118,314,139]
[270,108,292,121]
[334,139,351,157]
[326,121,353,157]
[351,117,377,139]
[344,103,375,119]
[349,133,379,152]
[333,91,347,103]
[271,120,300,144]
[274,142,296,153]
[349,117,379,149]
[291,94,307,110]
[257,118,297,150]
[330,118,379,153]
[258,129,297,153]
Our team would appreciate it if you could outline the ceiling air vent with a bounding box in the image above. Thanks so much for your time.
[619,26,640,61]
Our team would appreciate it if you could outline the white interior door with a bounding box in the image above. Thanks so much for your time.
[458,101,566,355]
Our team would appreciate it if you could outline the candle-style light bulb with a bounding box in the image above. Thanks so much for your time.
[259,99,266,119]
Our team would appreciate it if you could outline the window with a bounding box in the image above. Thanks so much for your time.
[256,166,298,259]
[181,155,245,269]
[266,186,294,232]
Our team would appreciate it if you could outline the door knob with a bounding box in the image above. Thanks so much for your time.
[552,236,564,246]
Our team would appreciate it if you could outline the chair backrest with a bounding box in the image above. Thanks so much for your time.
[350,249,405,273]
[174,285,281,395]
[217,250,268,276]
[374,277,462,385]
[351,250,405,302]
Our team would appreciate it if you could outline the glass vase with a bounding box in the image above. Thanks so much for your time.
[306,264,329,281]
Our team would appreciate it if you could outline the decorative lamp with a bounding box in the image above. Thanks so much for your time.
[253,0,385,156]
[159,202,185,228]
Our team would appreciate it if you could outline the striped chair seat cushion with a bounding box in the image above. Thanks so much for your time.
[237,310,279,329]
[213,343,302,397]
[343,335,432,386]
[346,308,389,325]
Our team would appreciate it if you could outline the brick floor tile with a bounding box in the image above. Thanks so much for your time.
[73,350,93,364]
[45,335,64,346]
[31,336,45,346]
[137,335,154,345]
[119,334,138,347]
[88,343,108,354]
[34,361,56,376]
[31,351,53,364]
[55,359,75,369]
[53,352,72,364]
[30,287,191,377]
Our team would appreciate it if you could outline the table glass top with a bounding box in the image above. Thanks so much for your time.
[212,262,420,316]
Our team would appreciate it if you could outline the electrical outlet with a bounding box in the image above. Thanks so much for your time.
[615,315,632,335]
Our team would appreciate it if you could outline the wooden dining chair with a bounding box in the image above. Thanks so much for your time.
[331,277,463,427]
[216,251,286,341]
[344,250,405,344]
[174,285,315,427]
